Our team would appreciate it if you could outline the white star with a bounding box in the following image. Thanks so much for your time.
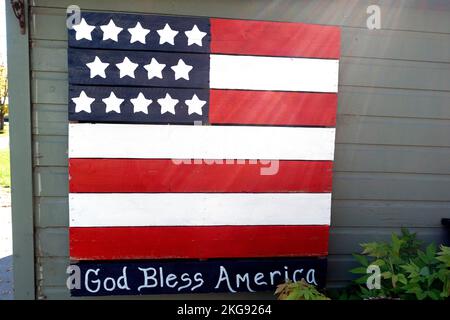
[86,56,109,78]
[100,19,123,42]
[157,93,179,115]
[144,58,166,79]
[72,91,95,113]
[102,92,124,113]
[130,92,152,114]
[185,94,206,115]
[171,59,193,80]
[184,25,207,47]
[128,22,150,44]
[72,18,95,41]
[157,23,179,45]
[116,57,139,78]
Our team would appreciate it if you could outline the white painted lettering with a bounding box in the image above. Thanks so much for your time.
[85,268,101,293]
[138,267,158,291]
[254,272,268,286]
[306,269,318,285]
[191,272,204,291]
[178,273,192,292]
[236,273,255,292]
[166,273,178,288]
[214,266,236,293]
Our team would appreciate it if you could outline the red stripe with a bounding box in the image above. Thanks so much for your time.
[70,226,329,260]
[209,90,337,126]
[69,159,333,193]
[210,18,340,59]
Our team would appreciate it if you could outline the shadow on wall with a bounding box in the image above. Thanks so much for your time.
[0,255,13,300]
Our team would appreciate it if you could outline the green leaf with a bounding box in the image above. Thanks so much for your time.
[401,263,419,277]
[372,259,386,267]
[352,254,369,267]
[397,274,408,285]
[392,274,398,288]
[419,266,430,277]
[354,275,369,285]
[391,233,404,256]
[417,291,427,300]
[427,290,441,300]
[426,243,437,258]
[350,267,368,274]
[361,242,388,258]
[436,245,450,267]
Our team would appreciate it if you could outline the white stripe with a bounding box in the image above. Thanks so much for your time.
[69,123,335,160]
[210,54,339,92]
[69,193,331,227]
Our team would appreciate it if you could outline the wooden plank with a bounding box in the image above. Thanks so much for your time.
[36,166,450,201]
[36,257,70,287]
[30,7,68,41]
[209,90,337,126]
[341,27,450,63]
[69,258,327,296]
[68,48,209,88]
[31,73,67,105]
[69,86,209,124]
[68,49,338,92]
[39,255,335,290]
[68,12,210,53]
[30,0,450,34]
[68,123,336,160]
[335,115,450,148]
[34,197,450,229]
[339,57,450,92]
[31,15,450,64]
[34,52,450,94]
[334,144,450,175]
[32,104,68,136]
[34,167,68,197]
[69,193,331,227]
[39,255,349,288]
[69,159,333,193]
[36,227,69,257]
[326,256,358,281]
[69,226,329,260]
[338,87,450,120]
[33,135,68,166]
[69,87,337,126]
[35,133,450,176]
[6,0,36,300]
[328,227,447,255]
[35,197,69,227]
[333,172,450,201]
[210,55,339,92]
[32,68,450,121]
[31,42,67,72]
[210,18,340,58]
[331,200,450,228]
[37,226,446,258]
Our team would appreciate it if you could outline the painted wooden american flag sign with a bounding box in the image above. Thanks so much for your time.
[67,11,340,296]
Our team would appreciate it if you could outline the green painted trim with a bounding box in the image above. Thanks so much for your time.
[6,0,36,299]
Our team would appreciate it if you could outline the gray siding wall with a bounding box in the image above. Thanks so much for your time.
[28,0,450,299]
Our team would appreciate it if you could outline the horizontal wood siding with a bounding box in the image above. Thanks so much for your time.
[29,0,450,299]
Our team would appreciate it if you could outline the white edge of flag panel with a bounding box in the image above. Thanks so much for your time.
[69,123,336,160]
[210,54,339,92]
[69,193,331,227]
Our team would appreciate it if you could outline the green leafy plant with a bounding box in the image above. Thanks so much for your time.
[349,228,449,300]
[275,279,330,300]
